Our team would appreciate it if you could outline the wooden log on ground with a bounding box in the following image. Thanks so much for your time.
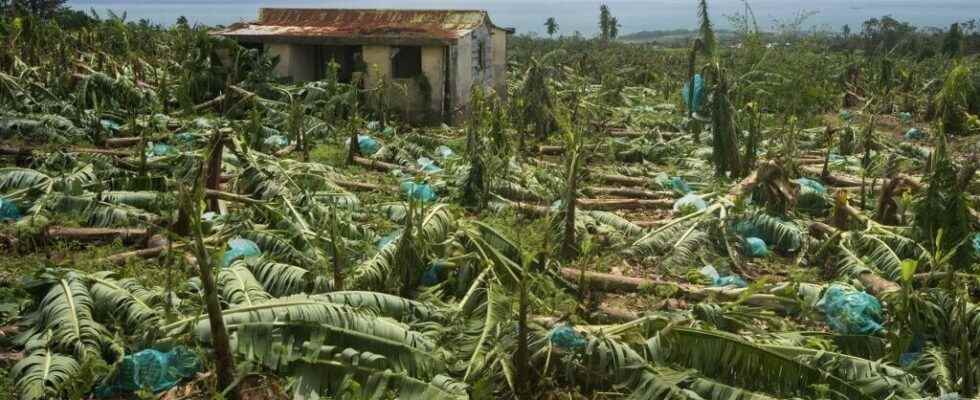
[44,226,148,243]
[352,156,422,174]
[632,220,666,229]
[577,198,673,211]
[104,137,143,148]
[801,165,863,187]
[593,173,648,187]
[204,190,265,205]
[584,186,673,199]
[334,179,396,192]
[537,145,564,155]
[559,268,799,311]
[0,145,133,157]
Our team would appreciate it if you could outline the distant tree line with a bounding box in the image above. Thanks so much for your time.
[828,16,979,57]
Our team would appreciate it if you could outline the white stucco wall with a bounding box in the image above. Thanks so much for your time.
[491,27,509,98]
[266,43,317,82]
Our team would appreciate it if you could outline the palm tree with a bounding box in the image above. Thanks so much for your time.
[544,17,559,38]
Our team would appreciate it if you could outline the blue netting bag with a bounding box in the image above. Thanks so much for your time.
[95,347,200,397]
[222,238,261,267]
[548,324,587,350]
[356,135,381,155]
[743,237,770,257]
[0,197,21,221]
[400,180,437,203]
[682,74,705,114]
[816,285,884,335]
[673,193,706,214]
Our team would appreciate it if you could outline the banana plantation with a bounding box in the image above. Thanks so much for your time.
[2,1,980,399]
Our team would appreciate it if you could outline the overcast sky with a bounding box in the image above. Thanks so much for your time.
[68,0,978,35]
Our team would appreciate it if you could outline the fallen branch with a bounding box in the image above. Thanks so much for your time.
[204,189,265,205]
[593,173,648,187]
[0,145,133,157]
[104,137,143,148]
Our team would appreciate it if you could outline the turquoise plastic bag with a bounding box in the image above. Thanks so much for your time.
[400,180,437,203]
[673,193,706,214]
[699,266,748,288]
[147,143,176,157]
[682,74,705,114]
[905,128,926,140]
[421,259,450,286]
[376,230,402,249]
[0,197,21,221]
[95,347,200,397]
[796,178,828,211]
[416,157,442,173]
[435,145,455,159]
[796,178,826,195]
[669,176,692,194]
[263,134,290,149]
[222,238,261,267]
[743,237,769,257]
[356,135,380,155]
[816,285,884,335]
[548,324,587,350]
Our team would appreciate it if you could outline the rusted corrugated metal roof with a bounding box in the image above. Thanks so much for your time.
[214,8,513,45]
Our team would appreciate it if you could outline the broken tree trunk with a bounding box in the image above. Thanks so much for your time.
[204,189,264,205]
[0,145,133,157]
[104,137,143,148]
[44,226,148,243]
[559,268,801,312]
[577,198,673,211]
[584,186,673,199]
[333,179,397,193]
[593,173,649,187]
[206,131,226,213]
[807,222,901,296]
[352,156,422,174]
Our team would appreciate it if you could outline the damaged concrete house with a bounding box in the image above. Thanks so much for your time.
[214,8,514,122]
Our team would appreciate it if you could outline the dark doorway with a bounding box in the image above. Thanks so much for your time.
[314,45,362,83]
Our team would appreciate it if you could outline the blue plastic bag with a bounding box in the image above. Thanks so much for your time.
[147,143,175,157]
[796,178,826,195]
[356,135,380,155]
[0,197,21,221]
[222,238,261,267]
[972,233,980,256]
[839,110,854,122]
[816,285,884,335]
[421,259,450,286]
[905,128,925,140]
[100,119,121,132]
[435,145,455,159]
[669,176,692,194]
[416,157,442,173]
[699,265,748,288]
[743,237,769,257]
[898,112,912,124]
[682,74,705,114]
[95,347,200,397]
[376,230,402,249]
[400,180,437,203]
[673,193,707,214]
[263,134,290,149]
[548,324,587,350]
